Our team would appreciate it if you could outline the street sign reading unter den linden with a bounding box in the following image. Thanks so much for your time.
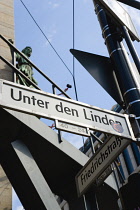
[76,136,130,196]
[0,80,135,140]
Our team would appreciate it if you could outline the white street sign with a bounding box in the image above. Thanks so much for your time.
[75,136,130,196]
[0,80,135,139]
[96,0,140,41]
[55,120,90,137]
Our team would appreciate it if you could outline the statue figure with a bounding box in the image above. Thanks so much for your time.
[16,46,38,87]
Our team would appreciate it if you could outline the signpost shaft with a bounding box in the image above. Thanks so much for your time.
[93,0,140,126]
[122,26,140,73]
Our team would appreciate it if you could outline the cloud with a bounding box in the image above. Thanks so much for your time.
[52,3,59,8]
[83,0,90,3]
[48,1,60,9]
[44,25,57,47]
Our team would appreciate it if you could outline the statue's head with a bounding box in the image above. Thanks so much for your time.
[22,46,32,57]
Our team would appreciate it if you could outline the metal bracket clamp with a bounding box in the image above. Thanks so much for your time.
[127,99,140,110]
[123,87,140,97]
[129,114,140,138]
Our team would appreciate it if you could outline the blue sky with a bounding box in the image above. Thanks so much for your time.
[13,0,140,209]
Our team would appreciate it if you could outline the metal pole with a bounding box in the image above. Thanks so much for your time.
[114,160,125,184]
[93,0,140,125]
[90,135,96,154]
[90,132,103,144]
[52,84,56,94]
[8,39,17,82]
[122,26,140,72]
[93,1,140,209]
[120,41,140,125]
[111,163,126,210]
[83,194,88,210]
[52,84,63,143]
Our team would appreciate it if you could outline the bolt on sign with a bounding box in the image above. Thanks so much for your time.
[0,80,135,140]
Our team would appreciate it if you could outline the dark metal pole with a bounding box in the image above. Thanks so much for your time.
[52,85,63,143]
[122,26,140,72]
[93,0,140,126]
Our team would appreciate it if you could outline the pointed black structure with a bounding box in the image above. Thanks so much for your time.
[70,49,124,107]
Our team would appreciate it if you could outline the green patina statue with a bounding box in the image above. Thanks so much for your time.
[16,46,38,87]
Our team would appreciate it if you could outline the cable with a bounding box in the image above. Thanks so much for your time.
[19,0,86,162]
[72,0,79,101]
[72,0,85,153]
[19,0,73,77]
[19,0,80,101]
[19,1,80,103]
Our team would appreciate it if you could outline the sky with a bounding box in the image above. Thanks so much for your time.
[13,0,140,209]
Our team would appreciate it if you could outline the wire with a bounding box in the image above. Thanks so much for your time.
[19,0,80,102]
[19,0,79,101]
[19,0,87,157]
[72,0,85,150]
[72,0,79,101]
[19,0,73,77]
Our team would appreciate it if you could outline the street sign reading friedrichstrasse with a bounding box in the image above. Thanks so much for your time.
[76,136,130,196]
[0,80,135,140]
